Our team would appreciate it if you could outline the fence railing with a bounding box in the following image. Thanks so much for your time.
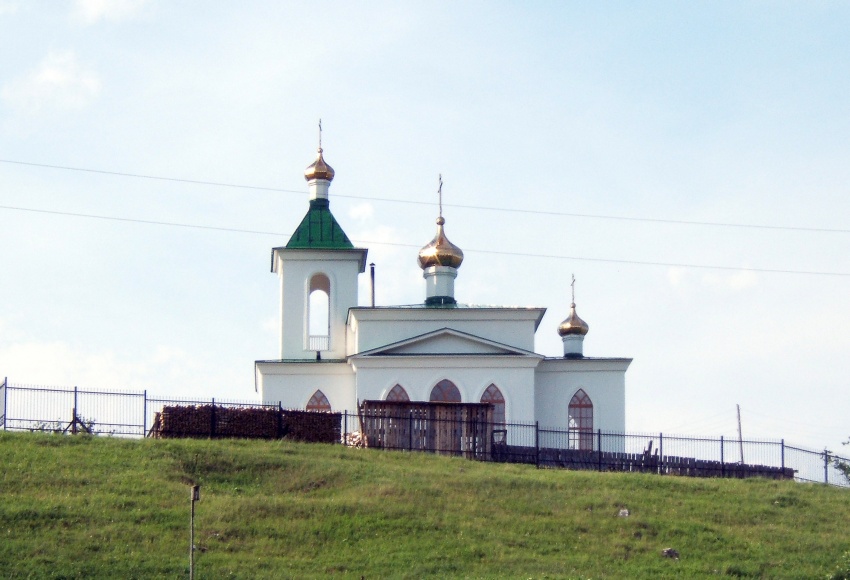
[1,379,847,487]
[307,335,329,351]
[341,411,847,486]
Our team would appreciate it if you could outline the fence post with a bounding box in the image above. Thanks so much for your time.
[142,390,147,437]
[780,439,785,473]
[535,421,540,468]
[659,433,664,475]
[343,410,347,444]
[278,402,283,439]
[597,429,602,472]
[409,410,413,451]
[824,449,829,484]
[211,398,216,439]
[720,435,725,477]
[1,377,6,431]
[73,386,78,435]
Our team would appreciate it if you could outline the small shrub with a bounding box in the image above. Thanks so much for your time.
[835,436,850,485]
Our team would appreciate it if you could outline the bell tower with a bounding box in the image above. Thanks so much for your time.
[271,137,367,360]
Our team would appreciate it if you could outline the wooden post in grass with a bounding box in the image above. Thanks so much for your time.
[190,485,200,580]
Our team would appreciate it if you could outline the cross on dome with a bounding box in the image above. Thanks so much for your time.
[558,274,589,337]
[304,119,335,182]
[418,174,464,269]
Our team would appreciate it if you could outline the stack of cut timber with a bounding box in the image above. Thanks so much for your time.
[157,405,214,437]
[215,406,279,438]
[153,405,279,439]
[281,410,341,443]
[148,405,342,442]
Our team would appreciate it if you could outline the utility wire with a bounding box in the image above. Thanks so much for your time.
[0,204,283,236]
[0,159,306,196]
[2,203,849,277]
[3,158,849,235]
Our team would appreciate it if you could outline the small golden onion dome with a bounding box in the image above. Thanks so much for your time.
[558,303,589,336]
[304,148,335,182]
[418,216,464,269]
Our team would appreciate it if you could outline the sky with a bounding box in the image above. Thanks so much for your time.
[1,1,849,453]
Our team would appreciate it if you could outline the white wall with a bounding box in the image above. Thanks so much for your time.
[351,355,539,424]
[256,361,356,411]
[535,358,630,451]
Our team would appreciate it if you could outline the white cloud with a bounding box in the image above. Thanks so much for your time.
[1,51,101,113]
[0,339,242,399]
[701,269,758,292]
[0,1,19,16]
[73,0,149,24]
[1,340,145,390]
[349,202,375,221]
[351,225,421,306]
[262,315,278,335]
[666,266,687,287]
[666,266,758,293]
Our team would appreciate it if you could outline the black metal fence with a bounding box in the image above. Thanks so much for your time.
[342,412,846,486]
[1,379,847,487]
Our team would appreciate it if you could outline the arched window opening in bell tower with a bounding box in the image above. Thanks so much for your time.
[568,389,593,451]
[308,273,330,351]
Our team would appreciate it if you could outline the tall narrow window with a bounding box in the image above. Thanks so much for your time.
[306,390,331,412]
[568,389,593,451]
[308,274,330,351]
[386,384,410,402]
[430,379,461,402]
[480,384,505,426]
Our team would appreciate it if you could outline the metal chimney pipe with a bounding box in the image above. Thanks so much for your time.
[370,262,376,307]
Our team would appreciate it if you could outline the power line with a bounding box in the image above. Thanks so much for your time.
[0,204,283,236]
[0,159,306,196]
[3,203,849,277]
[3,158,849,235]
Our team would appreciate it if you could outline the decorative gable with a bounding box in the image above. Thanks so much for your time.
[351,328,542,358]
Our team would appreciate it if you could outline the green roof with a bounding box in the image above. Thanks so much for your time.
[285,199,354,249]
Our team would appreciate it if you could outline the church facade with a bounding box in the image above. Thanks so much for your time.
[255,145,631,448]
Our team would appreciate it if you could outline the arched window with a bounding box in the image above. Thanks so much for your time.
[568,389,593,451]
[306,390,331,412]
[385,384,410,402]
[430,379,461,403]
[480,384,505,425]
[308,274,330,351]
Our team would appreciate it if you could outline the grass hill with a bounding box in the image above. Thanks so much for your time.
[1,431,848,579]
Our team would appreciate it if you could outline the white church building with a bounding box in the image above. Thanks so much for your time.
[255,145,631,447]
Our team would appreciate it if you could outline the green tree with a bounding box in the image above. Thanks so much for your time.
[834,437,850,485]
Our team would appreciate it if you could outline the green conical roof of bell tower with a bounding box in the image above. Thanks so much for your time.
[285,198,354,249]
[285,145,354,250]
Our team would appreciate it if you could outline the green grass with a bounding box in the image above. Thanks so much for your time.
[1,431,848,579]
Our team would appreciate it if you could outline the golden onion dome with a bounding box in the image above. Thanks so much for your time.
[304,147,335,182]
[558,303,589,336]
[417,216,464,269]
